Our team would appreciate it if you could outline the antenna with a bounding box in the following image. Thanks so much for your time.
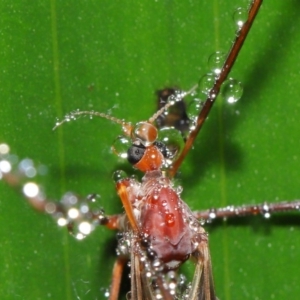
[53,110,133,136]
[53,85,198,137]
[148,84,198,124]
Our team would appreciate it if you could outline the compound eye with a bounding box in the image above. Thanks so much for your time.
[127,144,146,165]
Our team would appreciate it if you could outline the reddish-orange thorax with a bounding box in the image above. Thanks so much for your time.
[137,171,194,269]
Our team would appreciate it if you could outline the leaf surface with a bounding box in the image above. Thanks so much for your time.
[0,1,299,299]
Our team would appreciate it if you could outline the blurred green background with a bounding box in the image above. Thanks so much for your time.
[0,0,299,299]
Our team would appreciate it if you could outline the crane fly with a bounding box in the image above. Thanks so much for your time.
[1,0,300,299]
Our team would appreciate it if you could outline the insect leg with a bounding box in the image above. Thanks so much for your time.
[170,0,263,176]
[194,200,300,222]
[0,144,121,238]
[115,179,139,232]
[108,257,127,300]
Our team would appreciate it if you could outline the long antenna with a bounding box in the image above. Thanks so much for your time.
[169,0,263,177]
[53,110,134,136]
[53,85,198,138]
[148,84,198,123]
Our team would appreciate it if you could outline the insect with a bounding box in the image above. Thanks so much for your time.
[1,0,300,299]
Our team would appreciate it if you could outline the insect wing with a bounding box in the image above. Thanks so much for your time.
[196,245,217,300]
[129,240,147,300]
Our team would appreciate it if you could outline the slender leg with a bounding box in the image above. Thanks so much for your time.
[170,0,263,177]
[0,154,122,235]
[115,179,139,232]
[194,200,300,222]
[109,257,127,300]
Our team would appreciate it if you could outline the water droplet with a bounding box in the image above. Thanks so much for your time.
[154,290,163,299]
[133,122,158,146]
[165,213,175,226]
[19,158,35,176]
[198,73,216,95]
[102,288,110,298]
[23,182,40,198]
[189,220,200,232]
[208,51,226,75]
[176,274,189,298]
[117,237,131,256]
[45,202,56,214]
[68,208,79,219]
[89,110,94,119]
[111,135,130,158]
[158,127,184,167]
[187,99,204,130]
[152,258,163,272]
[50,192,101,239]
[221,78,243,104]
[61,192,78,206]
[112,170,128,182]
[57,217,67,227]
[0,160,11,173]
[78,221,93,235]
[75,233,85,240]
[167,90,186,105]
[262,203,271,219]
[0,143,10,155]
[175,185,183,195]
[80,204,89,214]
[233,7,248,29]
[208,208,217,220]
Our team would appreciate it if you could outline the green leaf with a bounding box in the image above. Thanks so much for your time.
[1,1,299,299]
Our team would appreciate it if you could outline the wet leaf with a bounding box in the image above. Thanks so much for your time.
[0,1,299,299]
